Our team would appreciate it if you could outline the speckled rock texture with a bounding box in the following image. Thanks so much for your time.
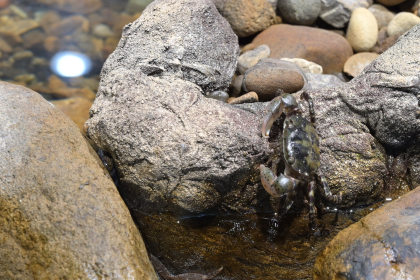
[277,0,321,25]
[100,0,240,93]
[252,24,353,74]
[87,69,270,214]
[313,185,420,279]
[300,23,420,205]
[0,82,157,280]
[218,0,276,37]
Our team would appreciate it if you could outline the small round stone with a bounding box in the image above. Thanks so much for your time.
[92,24,114,38]
[277,0,321,26]
[206,91,230,103]
[244,67,304,101]
[387,12,420,37]
[344,52,379,77]
[346,8,378,52]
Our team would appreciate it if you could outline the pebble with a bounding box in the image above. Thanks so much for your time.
[48,75,96,101]
[92,23,114,38]
[387,12,420,37]
[368,4,395,30]
[343,52,379,77]
[252,24,353,74]
[373,30,402,54]
[346,8,378,52]
[281,58,323,74]
[221,0,276,37]
[237,44,270,75]
[375,0,406,6]
[0,0,9,8]
[228,91,259,105]
[243,59,305,101]
[319,0,372,28]
[206,91,230,103]
[231,75,244,97]
[0,37,12,52]
[46,15,89,37]
[277,0,321,26]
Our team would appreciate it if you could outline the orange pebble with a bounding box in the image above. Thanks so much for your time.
[0,0,9,8]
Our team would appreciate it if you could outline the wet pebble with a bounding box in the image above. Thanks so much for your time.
[231,75,244,97]
[206,91,230,103]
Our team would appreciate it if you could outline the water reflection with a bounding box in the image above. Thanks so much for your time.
[51,51,92,77]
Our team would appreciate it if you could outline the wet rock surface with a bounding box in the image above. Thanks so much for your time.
[0,82,157,279]
[100,0,240,93]
[314,186,420,279]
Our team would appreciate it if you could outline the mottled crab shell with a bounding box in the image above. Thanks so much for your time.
[283,114,320,177]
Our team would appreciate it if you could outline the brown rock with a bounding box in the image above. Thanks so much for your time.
[314,186,420,279]
[228,91,259,104]
[0,82,157,280]
[231,74,243,97]
[0,36,12,52]
[252,24,353,74]
[38,10,61,32]
[0,0,9,8]
[46,15,89,37]
[344,52,379,77]
[51,97,93,130]
[43,36,60,53]
[36,0,103,14]
[0,19,39,46]
[245,67,304,101]
[22,29,46,48]
[220,0,276,37]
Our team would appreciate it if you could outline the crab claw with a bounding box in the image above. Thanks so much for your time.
[260,164,278,196]
[261,96,284,138]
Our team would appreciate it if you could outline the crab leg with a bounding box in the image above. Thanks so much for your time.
[283,179,298,211]
[318,173,342,204]
[261,96,284,138]
[308,180,317,230]
[260,164,293,197]
[300,91,316,128]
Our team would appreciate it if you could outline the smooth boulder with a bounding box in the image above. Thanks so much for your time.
[0,82,157,279]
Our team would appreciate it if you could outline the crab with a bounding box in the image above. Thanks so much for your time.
[259,90,342,229]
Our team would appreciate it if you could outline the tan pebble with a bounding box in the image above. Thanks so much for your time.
[281,58,323,74]
[0,36,12,52]
[344,52,379,77]
[346,8,378,52]
[387,12,420,37]
[238,45,270,75]
[241,43,256,55]
[46,15,89,37]
[228,92,259,105]
[368,4,395,30]
[44,36,60,53]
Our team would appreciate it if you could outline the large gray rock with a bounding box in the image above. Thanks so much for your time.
[87,69,270,214]
[101,0,240,93]
[0,82,157,279]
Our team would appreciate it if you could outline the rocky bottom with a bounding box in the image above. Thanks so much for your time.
[131,200,395,280]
